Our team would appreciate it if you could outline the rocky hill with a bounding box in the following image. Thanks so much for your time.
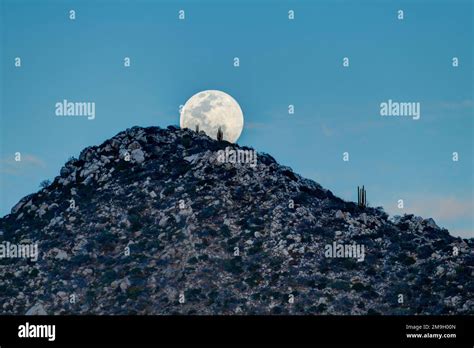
[0,126,472,315]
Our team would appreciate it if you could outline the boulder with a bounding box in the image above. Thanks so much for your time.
[131,149,145,163]
[26,303,47,315]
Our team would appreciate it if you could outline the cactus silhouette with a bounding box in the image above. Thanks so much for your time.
[217,126,224,141]
[357,185,367,208]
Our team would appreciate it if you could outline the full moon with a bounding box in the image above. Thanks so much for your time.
[180,90,244,143]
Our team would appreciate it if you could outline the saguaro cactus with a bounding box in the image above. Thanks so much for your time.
[357,185,367,208]
[195,124,199,133]
[217,126,224,141]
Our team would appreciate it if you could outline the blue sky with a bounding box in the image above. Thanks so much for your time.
[1,0,472,238]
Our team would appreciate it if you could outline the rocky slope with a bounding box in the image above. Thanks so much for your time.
[0,126,472,315]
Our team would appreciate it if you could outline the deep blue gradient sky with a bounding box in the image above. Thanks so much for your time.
[1,0,473,237]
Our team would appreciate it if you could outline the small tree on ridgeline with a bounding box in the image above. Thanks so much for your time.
[40,179,51,189]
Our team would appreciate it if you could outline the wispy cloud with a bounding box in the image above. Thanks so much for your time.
[245,122,267,130]
[409,195,473,221]
[383,193,473,221]
[321,123,335,137]
[380,193,473,238]
[0,154,47,175]
[438,99,474,110]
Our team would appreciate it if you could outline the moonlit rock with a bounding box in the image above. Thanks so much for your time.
[26,303,47,315]
[131,149,145,163]
[159,216,168,227]
[424,218,438,229]
[54,249,68,260]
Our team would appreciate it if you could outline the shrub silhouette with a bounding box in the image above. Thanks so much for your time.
[39,179,51,189]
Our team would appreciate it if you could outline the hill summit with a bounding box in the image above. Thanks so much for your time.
[0,125,472,315]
